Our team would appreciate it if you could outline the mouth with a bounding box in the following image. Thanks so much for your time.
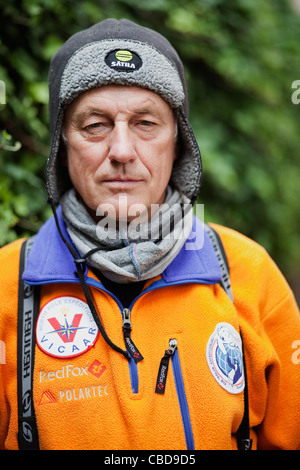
[103,176,142,186]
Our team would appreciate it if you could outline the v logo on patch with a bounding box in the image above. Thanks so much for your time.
[36,296,99,358]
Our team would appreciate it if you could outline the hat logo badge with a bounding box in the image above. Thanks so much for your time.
[105,49,142,73]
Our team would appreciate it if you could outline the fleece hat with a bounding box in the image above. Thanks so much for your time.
[47,18,202,205]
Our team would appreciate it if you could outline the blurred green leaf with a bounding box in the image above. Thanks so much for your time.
[0,130,21,151]
[27,82,49,104]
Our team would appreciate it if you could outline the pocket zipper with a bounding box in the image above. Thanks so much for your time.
[155,339,177,394]
[155,339,195,450]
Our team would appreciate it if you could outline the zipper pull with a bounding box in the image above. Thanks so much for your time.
[122,308,132,329]
[155,339,177,394]
[122,308,144,363]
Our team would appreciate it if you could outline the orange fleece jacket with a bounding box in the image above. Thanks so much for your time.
[0,224,299,450]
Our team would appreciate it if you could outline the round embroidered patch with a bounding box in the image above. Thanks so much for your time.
[206,323,245,394]
[36,296,99,358]
[105,49,142,72]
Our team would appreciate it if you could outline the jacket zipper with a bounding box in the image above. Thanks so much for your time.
[156,339,195,451]
[85,280,142,395]
[122,308,144,363]
[122,283,173,394]
[121,307,142,394]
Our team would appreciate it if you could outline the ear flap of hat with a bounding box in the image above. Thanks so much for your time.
[172,109,202,205]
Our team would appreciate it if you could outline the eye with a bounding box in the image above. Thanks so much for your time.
[83,121,110,136]
[85,122,104,130]
[141,120,155,126]
[136,120,157,130]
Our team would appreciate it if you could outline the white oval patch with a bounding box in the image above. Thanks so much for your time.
[36,296,99,358]
[206,322,245,394]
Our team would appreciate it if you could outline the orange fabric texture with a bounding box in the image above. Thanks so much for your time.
[0,225,299,450]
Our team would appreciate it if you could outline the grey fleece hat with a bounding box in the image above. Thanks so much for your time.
[47,18,202,205]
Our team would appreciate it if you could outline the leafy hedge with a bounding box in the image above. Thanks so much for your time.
[1,0,300,280]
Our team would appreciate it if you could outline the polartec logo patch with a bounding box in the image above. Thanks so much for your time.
[36,296,99,358]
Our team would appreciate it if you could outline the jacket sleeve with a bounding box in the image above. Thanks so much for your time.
[256,280,300,450]
[212,224,300,450]
[0,239,24,450]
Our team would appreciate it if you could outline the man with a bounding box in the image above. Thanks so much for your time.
[0,18,299,451]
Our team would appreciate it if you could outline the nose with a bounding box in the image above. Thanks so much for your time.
[107,123,137,164]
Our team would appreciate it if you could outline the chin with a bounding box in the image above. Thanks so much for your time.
[90,194,147,223]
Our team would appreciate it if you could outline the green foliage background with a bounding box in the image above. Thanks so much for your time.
[0,0,300,295]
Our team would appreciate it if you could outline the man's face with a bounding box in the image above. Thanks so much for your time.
[64,85,177,221]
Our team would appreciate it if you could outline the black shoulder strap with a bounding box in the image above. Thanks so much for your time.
[204,224,253,450]
[236,335,253,450]
[204,224,233,303]
[17,237,40,450]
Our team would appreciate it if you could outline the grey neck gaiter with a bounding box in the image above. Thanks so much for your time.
[60,187,193,284]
